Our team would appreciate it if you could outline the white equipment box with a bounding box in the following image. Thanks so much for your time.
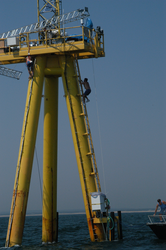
[7,37,19,46]
[91,192,106,212]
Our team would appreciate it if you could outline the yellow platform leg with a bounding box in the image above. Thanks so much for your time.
[5,56,46,247]
[60,55,105,241]
[42,76,58,242]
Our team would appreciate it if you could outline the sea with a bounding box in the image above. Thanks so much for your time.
[0,212,166,250]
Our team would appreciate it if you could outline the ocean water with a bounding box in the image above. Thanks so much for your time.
[0,212,166,250]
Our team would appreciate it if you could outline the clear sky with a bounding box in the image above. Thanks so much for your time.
[0,0,165,214]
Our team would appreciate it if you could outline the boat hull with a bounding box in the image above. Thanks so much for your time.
[147,223,166,239]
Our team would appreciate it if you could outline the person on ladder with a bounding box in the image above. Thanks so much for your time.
[26,47,34,79]
[81,78,91,103]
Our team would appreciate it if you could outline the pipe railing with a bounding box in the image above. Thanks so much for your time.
[148,215,166,223]
[0,26,104,57]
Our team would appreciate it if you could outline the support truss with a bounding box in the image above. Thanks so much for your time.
[0,66,22,80]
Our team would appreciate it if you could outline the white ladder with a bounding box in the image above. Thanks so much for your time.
[74,57,101,193]
[0,8,89,39]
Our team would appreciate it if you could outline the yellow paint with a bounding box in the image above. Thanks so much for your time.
[5,56,46,247]
[44,67,62,76]
[1,0,106,245]
[0,26,104,65]
[93,217,107,224]
[60,55,105,241]
[4,53,107,245]
[42,76,59,242]
[3,32,105,244]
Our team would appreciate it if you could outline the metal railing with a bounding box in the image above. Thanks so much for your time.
[0,26,104,56]
[0,8,90,39]
[148,215,166,223]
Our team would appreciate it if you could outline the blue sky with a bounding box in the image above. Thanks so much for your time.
[0,0,166,214]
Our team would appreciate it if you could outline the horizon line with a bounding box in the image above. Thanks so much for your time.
[0,209,155,218]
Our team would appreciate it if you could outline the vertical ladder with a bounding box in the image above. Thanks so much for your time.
[63,56,98,241]
[6,76,34,247]
[74,57,101,193]
[74,58,108,241]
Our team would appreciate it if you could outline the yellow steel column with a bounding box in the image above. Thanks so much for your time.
[5,56,46,247]
[42,76,58,242]
[60,55,105,241]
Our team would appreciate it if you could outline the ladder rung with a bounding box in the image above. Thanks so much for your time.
[76,94,81,97]
[83,132,89,136]
[90,172,95,176]
[80,113,85,116]
[86,152,93,156]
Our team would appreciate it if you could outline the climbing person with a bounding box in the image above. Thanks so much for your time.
[81,78,91,103]
[153,199,166,221]
[26,48,34,79]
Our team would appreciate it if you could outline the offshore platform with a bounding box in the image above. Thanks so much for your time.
[0,0,121,247]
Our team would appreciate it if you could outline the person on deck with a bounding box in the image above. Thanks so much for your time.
[81,78,91,103]
[154,199,166,221]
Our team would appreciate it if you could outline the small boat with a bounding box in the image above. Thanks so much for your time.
[147,215,166,239]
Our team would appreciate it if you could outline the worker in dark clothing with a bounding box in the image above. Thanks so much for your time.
[81,78,91,103]
[26,52,34,79]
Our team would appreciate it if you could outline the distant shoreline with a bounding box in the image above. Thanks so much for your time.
[0,210,155,218]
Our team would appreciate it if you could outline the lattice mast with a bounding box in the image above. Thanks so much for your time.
[37,0,62,27]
